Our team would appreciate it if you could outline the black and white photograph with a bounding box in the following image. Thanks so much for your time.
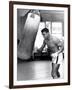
[9,1,70,88]
[17,9,64,80]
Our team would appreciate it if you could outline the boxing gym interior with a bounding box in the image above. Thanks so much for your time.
[17,9,64,81]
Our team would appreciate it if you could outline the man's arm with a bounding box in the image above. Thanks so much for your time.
[57,38,64,54]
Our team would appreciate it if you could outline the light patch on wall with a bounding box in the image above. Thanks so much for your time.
[34,22,45,49]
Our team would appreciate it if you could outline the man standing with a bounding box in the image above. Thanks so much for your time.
[37,28,64,79]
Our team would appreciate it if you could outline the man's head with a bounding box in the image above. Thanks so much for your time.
[41,28,49,39]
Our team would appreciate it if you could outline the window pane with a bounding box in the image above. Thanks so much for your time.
[52,22,62,34]
[52,22,63,38]
[46,22,51,33]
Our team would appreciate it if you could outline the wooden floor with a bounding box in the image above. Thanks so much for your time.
[17,60,64,81]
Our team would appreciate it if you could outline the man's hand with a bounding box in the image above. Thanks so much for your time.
[37,49,42,54]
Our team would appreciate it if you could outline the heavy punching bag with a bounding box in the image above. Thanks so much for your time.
[17,10,40,60]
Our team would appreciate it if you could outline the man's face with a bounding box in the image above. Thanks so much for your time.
[42,32,49,39]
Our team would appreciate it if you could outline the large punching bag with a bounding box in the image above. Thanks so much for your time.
[17,10,40,60]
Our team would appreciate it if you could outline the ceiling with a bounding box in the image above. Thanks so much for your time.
[17,9,64,22]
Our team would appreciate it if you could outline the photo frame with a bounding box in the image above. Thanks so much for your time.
[9,1,70,89]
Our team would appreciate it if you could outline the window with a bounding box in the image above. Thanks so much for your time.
[52,22,63,39]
